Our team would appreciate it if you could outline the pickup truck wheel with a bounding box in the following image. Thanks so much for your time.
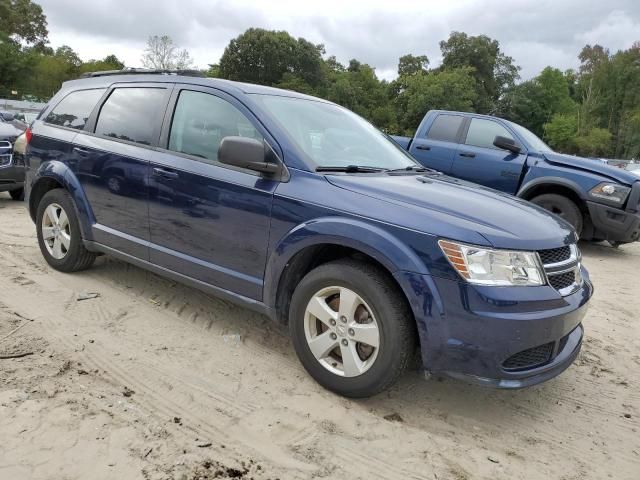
[9,188,24,201]
[36,189,96,272]
[289,259,415,398]
[531,194,583,236]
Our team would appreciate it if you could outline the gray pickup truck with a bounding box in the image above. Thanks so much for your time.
[0,111,27,200]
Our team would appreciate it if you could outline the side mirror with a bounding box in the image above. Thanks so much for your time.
[493,135,521,154]
[218,136,280,175]
[0,112,15,122]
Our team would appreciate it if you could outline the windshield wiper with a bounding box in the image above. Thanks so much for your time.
[387,165,429,173]
[316,165,388,173]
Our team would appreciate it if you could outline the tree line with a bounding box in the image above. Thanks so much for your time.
[1,0,639,159]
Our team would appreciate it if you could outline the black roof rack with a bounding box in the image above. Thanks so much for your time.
[79,68,206,79]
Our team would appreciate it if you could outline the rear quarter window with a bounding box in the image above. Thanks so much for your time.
[45,89,106,130]
[426,114,464,143]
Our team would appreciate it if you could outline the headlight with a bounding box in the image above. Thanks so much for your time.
[438,240,545,286]
[590,182,631,205]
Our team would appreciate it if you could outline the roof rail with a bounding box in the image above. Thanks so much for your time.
[79,68,206,79]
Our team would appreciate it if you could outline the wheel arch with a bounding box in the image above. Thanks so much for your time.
[263,217,431,326]
[518,178,588,212]
[29,161,95,240]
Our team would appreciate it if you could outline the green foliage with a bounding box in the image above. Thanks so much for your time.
[397,54,429,76]
[0,0,48,46]
[574,128,612,157]
[544,113,578,151]
[219,28,324,87]
[78,54,125,75]
[499,67,576,137]
[394,67,477,134]
[439,31,520,113]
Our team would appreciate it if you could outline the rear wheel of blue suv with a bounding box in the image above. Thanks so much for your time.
[36,189,97,272]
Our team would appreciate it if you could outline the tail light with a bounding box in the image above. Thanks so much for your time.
[25,127,33,144]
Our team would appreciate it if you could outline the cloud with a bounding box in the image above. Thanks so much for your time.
[37,0,640,79]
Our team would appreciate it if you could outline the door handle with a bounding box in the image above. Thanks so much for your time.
[415,145,431,151]
[459,152,476,158]
[152,167,179,180]
[73,147,90,155]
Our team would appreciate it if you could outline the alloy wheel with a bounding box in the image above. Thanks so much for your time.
[41,203,71,260]
[304,286,380,377]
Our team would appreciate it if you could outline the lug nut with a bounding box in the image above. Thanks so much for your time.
[341,339,348,346]
[330,333,337,340]
[330,319,336,326]
[348,328,355,336]
[340,316,347,323]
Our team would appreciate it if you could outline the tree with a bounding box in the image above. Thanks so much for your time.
[544,113,578,152]
[0,0,48,46]
[499,67,575,137]
[395,67,477,134]
[78,54,125,75]
[397,54,429,77]
[218,28,324,87]
[17,45,82,100]
[574,128,612,157]
[141,35,194,70]
[440,31,520,113]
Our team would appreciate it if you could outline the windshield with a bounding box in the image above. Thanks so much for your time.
[507,121,553,153]
[254,95,417,170]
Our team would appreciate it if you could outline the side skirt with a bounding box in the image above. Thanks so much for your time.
[83,240,277,321]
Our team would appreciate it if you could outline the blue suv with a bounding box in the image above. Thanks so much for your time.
[24,71,593,397]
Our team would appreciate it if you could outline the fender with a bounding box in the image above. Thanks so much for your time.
[31,160,96,241]
[263,216,431,310]
[517,175,588,201]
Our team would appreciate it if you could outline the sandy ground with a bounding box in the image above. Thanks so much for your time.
[0,193,638,480]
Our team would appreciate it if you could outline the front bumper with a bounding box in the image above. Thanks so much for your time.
[0,165,25,192]
[587,200,640,244]
[395,267,593,388]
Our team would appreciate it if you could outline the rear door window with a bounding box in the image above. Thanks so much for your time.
[465,118,514,150]
[95,88,169,146]
[426,114,464,142]
[168,90,262,163]
[45,89,106,130]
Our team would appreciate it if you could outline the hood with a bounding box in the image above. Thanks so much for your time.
[0,121,24,140]
[326,173,577,250]
[543,152,638,185]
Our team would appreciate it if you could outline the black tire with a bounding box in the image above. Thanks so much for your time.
[289,259,416,398]
[531,193,583,236]
[36,189,96,272]
[9,188,24,201]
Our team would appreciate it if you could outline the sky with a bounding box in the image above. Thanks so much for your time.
[38,0,640,81]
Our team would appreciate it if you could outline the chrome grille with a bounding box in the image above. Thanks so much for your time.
[0,140,12,167]
[538,244,582,296]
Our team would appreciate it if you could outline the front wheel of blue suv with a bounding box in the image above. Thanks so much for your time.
[289,259,416,398]
[36,189,97,272]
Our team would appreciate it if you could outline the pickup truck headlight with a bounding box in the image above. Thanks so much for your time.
[590,182,631,205]
[438,240,545,286]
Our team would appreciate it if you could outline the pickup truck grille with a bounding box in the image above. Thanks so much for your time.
[538,244,582,296]
[0,140,12,167]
